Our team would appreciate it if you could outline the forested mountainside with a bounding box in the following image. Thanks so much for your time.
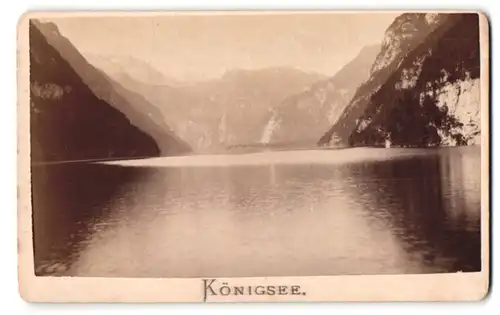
[319,13,481,147]
[262,45,381,145]
[30,20,190,159]
[91,65,326,152]
[29,20,190,162]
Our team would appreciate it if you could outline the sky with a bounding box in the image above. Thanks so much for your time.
[49,12,399,81]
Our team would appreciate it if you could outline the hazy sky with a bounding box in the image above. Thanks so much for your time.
[51,13,399,81]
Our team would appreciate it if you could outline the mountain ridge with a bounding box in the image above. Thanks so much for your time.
[262,43,382,145]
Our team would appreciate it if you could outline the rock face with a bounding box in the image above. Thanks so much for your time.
[263,44,381,145]
[319,13,481,147]
[30,20,190,162]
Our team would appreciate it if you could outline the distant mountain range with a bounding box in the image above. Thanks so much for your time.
[84,54,187,87]
[90,63,328,151]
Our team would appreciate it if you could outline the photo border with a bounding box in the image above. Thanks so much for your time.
[17,10,491,302]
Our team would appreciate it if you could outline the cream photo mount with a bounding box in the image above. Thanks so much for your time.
[17,10,490,302]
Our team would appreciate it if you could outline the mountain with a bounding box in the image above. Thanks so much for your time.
[261,44,381,145]
[94,66,326,152]
[319,13,481,147]
[29,20,190,162]
[85,54,186,87]
[31,20,191,157]
[199,67,327,147]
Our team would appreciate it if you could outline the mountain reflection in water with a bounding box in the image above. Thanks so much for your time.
[31,147,481,277]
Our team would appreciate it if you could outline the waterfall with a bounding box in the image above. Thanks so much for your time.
[218,113,227,144]
[385,138,391,148]
[260,114,278,144]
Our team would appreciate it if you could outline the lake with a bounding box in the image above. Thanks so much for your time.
[31,147,482,277]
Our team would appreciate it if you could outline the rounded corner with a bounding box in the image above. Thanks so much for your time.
[17,12,35,34]
[475,10,491,29]
[18,281,36,303]
[477,277,492,302]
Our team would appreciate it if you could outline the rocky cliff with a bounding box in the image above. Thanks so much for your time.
[262,45,380,145]
[318,13,481,147]
[29,20,190,162]
[30,20,191,161]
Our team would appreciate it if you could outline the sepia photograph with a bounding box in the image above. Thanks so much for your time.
[17,11,489,302]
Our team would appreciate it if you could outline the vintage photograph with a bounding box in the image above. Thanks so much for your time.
[18,11,489,301]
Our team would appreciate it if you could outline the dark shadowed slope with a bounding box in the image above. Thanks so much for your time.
[31,20,191,157]
[30,21,157,162]
[319,13,481,147]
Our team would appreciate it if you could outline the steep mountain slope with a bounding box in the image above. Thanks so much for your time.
[262,44,381,145]
[31,20,191,156]
[319,13,481,147]
[30,21,156,161]
[93,66,326,152]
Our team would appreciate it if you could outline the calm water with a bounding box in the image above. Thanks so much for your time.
[31,147,482,277]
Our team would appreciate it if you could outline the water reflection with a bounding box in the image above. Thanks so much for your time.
[340,152,481,273]
[32,147,481,277]
[31,163,151,275]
